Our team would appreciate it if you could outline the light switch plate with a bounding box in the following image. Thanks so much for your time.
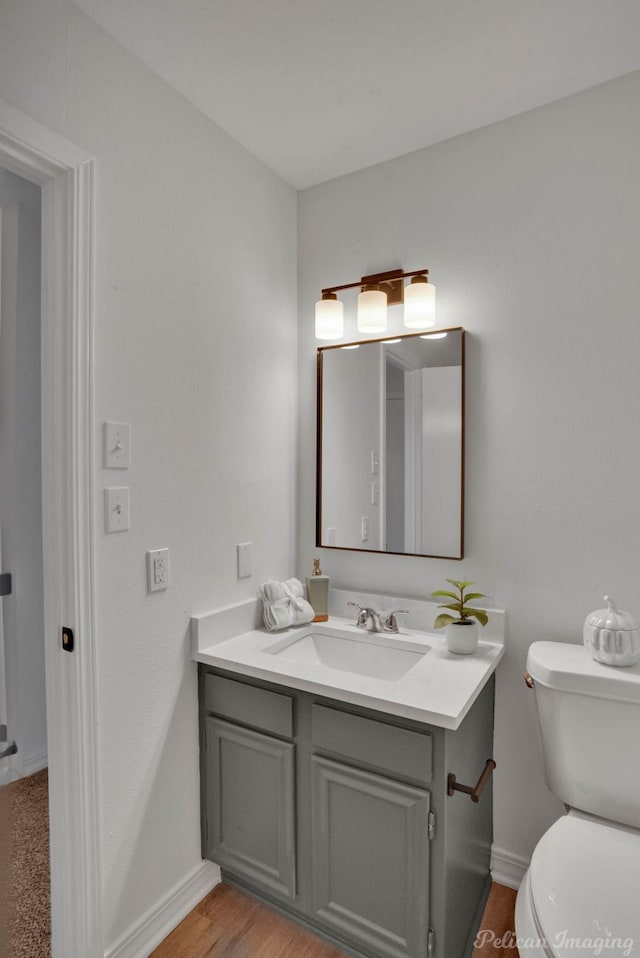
[147,548,169,592]
[104,487,130,533]
[237,542,252,579]
[104,422,131,469]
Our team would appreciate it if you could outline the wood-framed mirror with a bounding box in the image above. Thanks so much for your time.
[316,327,464,558]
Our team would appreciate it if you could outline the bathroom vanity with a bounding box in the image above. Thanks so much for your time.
[193,592,505,958]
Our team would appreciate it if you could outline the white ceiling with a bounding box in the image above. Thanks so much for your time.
[73,0,640,189]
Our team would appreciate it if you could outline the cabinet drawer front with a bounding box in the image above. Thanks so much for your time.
[311,704,432,784]
[204,673,293,739]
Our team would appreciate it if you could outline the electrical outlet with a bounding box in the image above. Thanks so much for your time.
[147,548,169,592]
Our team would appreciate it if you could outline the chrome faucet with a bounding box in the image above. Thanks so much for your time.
[347,602,409,634]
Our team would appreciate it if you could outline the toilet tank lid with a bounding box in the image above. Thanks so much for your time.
[527,641,640,704]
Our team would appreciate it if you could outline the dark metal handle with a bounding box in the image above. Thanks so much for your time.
[0,741,17,760]
[447,759,496,803]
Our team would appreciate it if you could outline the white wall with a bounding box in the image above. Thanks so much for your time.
[0,181,46,777]
[0,0,297,949]
[298,70,640,872]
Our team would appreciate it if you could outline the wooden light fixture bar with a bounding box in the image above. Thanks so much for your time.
[321,267,429,306]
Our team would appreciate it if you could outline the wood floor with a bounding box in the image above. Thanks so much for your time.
[151,881,518,958]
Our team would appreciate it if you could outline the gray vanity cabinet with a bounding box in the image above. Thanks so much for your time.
[199,665,495,958]
[202,716,296,901]
[311,755,430,958]
[200,673,297,902]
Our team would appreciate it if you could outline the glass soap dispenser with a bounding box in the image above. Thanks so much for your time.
[306,559,329,622]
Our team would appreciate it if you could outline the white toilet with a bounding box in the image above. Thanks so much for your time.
[515,641,640,958]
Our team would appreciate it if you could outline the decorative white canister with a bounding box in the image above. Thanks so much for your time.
[583,596,640,668]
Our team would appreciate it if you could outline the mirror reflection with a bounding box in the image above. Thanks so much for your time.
[317,328,464,558]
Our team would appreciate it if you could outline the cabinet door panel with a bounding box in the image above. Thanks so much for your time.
[311,756,430,958]
[204,717,296,900]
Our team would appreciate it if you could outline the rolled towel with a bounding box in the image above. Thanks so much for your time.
[259,578,315,631]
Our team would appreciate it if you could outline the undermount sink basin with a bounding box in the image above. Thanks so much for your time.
[264,627,430,681]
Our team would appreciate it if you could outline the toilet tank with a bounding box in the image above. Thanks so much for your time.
[527,641,640,829]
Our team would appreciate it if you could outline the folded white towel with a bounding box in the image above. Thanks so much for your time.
[259,577,315,631]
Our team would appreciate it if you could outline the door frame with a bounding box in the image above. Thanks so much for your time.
[0,99,101,956]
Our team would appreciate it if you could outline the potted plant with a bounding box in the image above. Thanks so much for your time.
[432,579,489,655]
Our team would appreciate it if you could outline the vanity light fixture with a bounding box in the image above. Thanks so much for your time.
[404,275,436,329]
[315,267,435,340]
[315,291,344,340]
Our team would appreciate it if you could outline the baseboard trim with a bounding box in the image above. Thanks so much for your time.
[105,861,220,958]
[491,845,529,890]
[22,750,48,777]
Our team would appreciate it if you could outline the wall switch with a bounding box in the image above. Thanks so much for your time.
[104,487,130,533]
[371,450,379,475]
[237,542,252,579]
[147,548,169,592]
[104,422,131,469]
[371,481,380,506]
[361,516,369,542]
[326,527,337,546]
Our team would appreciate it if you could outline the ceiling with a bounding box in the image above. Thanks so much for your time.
[72,0,640,189]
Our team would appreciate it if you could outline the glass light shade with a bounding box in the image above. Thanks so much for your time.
[357,287,387,333]
[404,278,436,329]
[315,295,344,340]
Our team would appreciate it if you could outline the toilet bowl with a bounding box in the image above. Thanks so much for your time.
[515,642,640,958]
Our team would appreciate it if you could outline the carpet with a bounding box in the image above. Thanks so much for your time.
[2,768,51,957]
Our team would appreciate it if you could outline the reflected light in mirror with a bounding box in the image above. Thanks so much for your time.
[341,344,360,349]
[421,331,447,340]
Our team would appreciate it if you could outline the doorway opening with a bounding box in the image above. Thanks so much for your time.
[0,100,101,958]
[0,166,50,953]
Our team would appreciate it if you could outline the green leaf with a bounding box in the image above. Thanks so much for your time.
[447,578,474,589]
[462,592,486,602]
[436,602,464,614]
[434,613,456,629]
[431,590,459,601]
[465,609,489,627]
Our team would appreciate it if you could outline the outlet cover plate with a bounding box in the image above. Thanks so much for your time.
[147,548,169,592]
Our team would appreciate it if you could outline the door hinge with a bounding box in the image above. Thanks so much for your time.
[0,572,12,597]
[428,809,436,840]
[427,928,435,957]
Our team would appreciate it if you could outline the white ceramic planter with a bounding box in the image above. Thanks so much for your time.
[445,621,478,655]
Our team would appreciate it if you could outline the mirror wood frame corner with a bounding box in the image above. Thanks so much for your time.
[316,327,465,559]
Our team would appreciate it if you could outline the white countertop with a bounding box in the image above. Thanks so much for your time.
[192,593,505,730]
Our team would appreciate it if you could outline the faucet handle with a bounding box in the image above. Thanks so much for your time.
[383,610,409,633]
[347,601,368,628]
